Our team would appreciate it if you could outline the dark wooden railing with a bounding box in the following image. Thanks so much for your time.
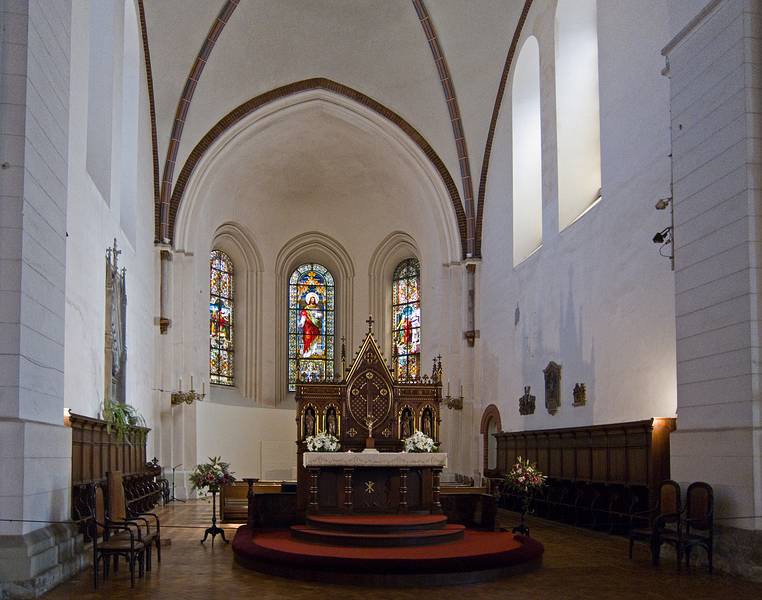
[491,418,676,532]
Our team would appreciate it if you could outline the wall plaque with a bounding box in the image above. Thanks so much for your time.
[543,361,561,415]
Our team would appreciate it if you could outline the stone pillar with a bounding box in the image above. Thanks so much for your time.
[0,0,85,596]
[664,0,762,578]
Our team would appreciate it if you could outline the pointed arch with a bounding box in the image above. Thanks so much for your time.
[274,232,355,405]
[167,78,467,258]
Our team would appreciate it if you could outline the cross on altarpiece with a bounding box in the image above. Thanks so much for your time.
[366,314,374,332]
[364,382,379,437]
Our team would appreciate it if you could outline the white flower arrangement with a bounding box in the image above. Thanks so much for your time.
[305,431,341,452]
[404,430,438,453]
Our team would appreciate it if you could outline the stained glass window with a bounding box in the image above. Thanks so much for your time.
[392,258,421,381]
[288,263,335,391]
[209,250,234,386]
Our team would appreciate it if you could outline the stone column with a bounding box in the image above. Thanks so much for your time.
[0,0,84,595]
[664,0,762,578]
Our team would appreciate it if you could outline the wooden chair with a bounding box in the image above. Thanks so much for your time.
[680,482,714,572]
[108,471,162,571]
[91,483,146,588]
[628,480,681,565]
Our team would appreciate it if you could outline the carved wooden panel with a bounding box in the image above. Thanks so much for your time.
[493,419,676,504]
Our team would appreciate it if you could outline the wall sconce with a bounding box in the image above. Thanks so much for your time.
[171,376,206,405]
[444,381,464,410]
[653,197,674,269]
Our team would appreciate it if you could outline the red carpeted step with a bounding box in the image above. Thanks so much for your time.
[232,526,545,586]
[306,513,448,533]
[290,523,465,547]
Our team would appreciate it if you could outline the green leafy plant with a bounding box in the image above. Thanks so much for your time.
[101,399,146,444]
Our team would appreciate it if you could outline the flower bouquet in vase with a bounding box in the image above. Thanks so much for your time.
[504,456,546,536]
[305,431,341,452]
[189,456,235,544]
[404,430,438,453]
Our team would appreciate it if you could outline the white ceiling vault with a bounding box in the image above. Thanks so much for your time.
[142,0,528,253]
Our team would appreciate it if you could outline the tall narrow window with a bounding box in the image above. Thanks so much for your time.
[392,258,421,381]
[512,36,543,265]
[556,0,601,229]
[288,264,335,391]
[210,250,234,386]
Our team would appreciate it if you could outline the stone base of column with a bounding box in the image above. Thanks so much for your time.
[0,523,88,599]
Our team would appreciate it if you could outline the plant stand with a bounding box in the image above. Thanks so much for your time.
[512,509,530,536]
[201,490,228,544]
[511,493,532,536]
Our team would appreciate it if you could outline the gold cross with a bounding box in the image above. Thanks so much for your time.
[364,480,375,494]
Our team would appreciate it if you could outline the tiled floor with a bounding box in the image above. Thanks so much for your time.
[44,499,762,599]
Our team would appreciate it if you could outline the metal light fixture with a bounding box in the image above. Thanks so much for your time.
[652,197,674,269]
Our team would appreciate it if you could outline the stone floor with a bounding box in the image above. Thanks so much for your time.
[43,499,762,599]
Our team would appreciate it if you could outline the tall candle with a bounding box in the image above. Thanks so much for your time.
[179,377,182,392]
[190,375,194,390]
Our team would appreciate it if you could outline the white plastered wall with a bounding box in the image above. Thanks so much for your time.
[477,0,677,470]
[64,0,158,453]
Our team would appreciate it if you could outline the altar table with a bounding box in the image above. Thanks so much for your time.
[302,452,448,514]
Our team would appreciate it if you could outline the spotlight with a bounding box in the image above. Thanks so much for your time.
[654,198,671,210]
[652,227,671,244]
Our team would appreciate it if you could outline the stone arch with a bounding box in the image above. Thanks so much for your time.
[480,404,503,474]
[274,231,355,405]
[167,78,466,258]
[210,222,263,402]
[368,231,420,359]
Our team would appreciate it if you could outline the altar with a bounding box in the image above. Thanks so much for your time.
[294,318,443,513]
[303,451,447,514]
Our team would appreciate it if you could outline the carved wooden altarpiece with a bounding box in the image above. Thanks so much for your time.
[295,321,442,511]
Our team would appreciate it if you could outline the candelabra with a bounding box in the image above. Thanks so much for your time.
[444,381,464,410]
[171,376,206,405]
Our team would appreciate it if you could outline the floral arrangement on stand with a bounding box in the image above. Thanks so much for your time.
[404,430,438,453]
[504,456,547,536]
[189,456,236,494]
[305,431,341,452]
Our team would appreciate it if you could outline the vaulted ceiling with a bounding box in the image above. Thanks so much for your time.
[141,0,531,255]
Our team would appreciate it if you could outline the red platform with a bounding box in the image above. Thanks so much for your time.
[233,514,543,586]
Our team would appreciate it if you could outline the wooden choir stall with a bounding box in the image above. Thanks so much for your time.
[295,323,445,514]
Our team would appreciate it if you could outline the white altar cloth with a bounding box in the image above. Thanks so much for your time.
[303,451,447,468]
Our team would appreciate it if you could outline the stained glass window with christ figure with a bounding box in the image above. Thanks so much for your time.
[209,250,234,385]
[392,258,421,381]
[288,263,335,391]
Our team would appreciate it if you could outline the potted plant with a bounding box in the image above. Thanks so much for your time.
[403,430,438,453]
[101,399,146,444]
[305,431,341,452]
[505,456,547,536]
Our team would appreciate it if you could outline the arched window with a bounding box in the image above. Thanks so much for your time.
[288,263,335,391]
[391,258,421,381]
[512,36,543,265]
[555,0,601,229]
[209,250,234,386]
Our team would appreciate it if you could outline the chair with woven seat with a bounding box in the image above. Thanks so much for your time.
[628,479,681,565]
[91,483,146,588]
[108,470,161,571]
[681,482,714,572]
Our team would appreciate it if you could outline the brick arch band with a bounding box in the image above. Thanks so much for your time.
[480,404,502,475]
[165,78,468,256]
